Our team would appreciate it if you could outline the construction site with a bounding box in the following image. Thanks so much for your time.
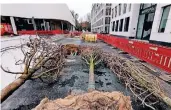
[1,3,171,110]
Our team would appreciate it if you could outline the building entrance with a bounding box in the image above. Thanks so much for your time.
[136,4,156,40]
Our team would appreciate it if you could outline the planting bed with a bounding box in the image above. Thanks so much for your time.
[1,37,171,110]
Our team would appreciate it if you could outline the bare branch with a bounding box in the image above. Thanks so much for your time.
[1,65,22,74]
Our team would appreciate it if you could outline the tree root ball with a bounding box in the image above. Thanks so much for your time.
[34,90,132,110]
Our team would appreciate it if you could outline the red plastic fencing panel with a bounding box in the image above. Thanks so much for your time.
[97,34,171,73]
[0,23,13,35]
[18,30,82,36]
[18,29,65,35]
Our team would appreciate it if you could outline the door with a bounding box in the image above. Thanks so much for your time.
[142,13,154,40]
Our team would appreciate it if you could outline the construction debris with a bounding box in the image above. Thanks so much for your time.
[34,90,132,110]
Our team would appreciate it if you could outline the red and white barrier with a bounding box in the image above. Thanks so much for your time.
[97,34,171,73]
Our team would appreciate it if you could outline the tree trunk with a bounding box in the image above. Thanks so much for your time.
[88,58,95,92]
[1,72,32,102]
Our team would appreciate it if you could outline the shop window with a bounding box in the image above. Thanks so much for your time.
[123,4,127,14]
[158,5,171,33]
[119,19,123,32]
[119,4,121,15]
[124,17,130,32]
[112,21,115,31]
[115,20,119,32]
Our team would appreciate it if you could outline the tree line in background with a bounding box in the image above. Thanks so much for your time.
[70,10,91,32]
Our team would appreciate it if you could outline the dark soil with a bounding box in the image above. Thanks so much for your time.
[1,38,171,110]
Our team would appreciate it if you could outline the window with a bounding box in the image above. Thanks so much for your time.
[27,19,32,24]
[129,4,131,11]
[158,5,171,33]
[123,4,127,14]
[109,8,111,15]
[105,26,110,33]
[106,8,111,15]
[142,4,155,9]
[124,17,130,32]
[105,26,107,32]
[106,3,112,6]
[119,19,123,32]
[119,4,121,15]
[112,9,114,18]
[105,17,110,24]
[115,20,119,32]
[112,21,115,31]
[115,6,117,17]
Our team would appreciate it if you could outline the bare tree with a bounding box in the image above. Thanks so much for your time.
[86,13,91,23]
[101,51,171,109]
[70,10,79,30]
[81,46,102,92]
[85,13,91,31]
[1,36,65,102]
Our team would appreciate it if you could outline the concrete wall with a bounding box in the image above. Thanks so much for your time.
[150,4,171,43]
[1,4,75,26]
[110,4,140,37]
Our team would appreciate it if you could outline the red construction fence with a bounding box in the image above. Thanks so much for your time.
[18,29,68,35]
[17,30,82,36]
[97,34,171,73]
[0,23,13,36]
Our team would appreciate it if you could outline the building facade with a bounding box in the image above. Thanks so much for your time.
[110,4,140,38]
[1,4,75,35]
[109,3,171,44]
[91,3,112,33]
[149,4,171,44]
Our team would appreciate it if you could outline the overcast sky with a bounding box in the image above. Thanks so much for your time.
[66,2,92,21]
